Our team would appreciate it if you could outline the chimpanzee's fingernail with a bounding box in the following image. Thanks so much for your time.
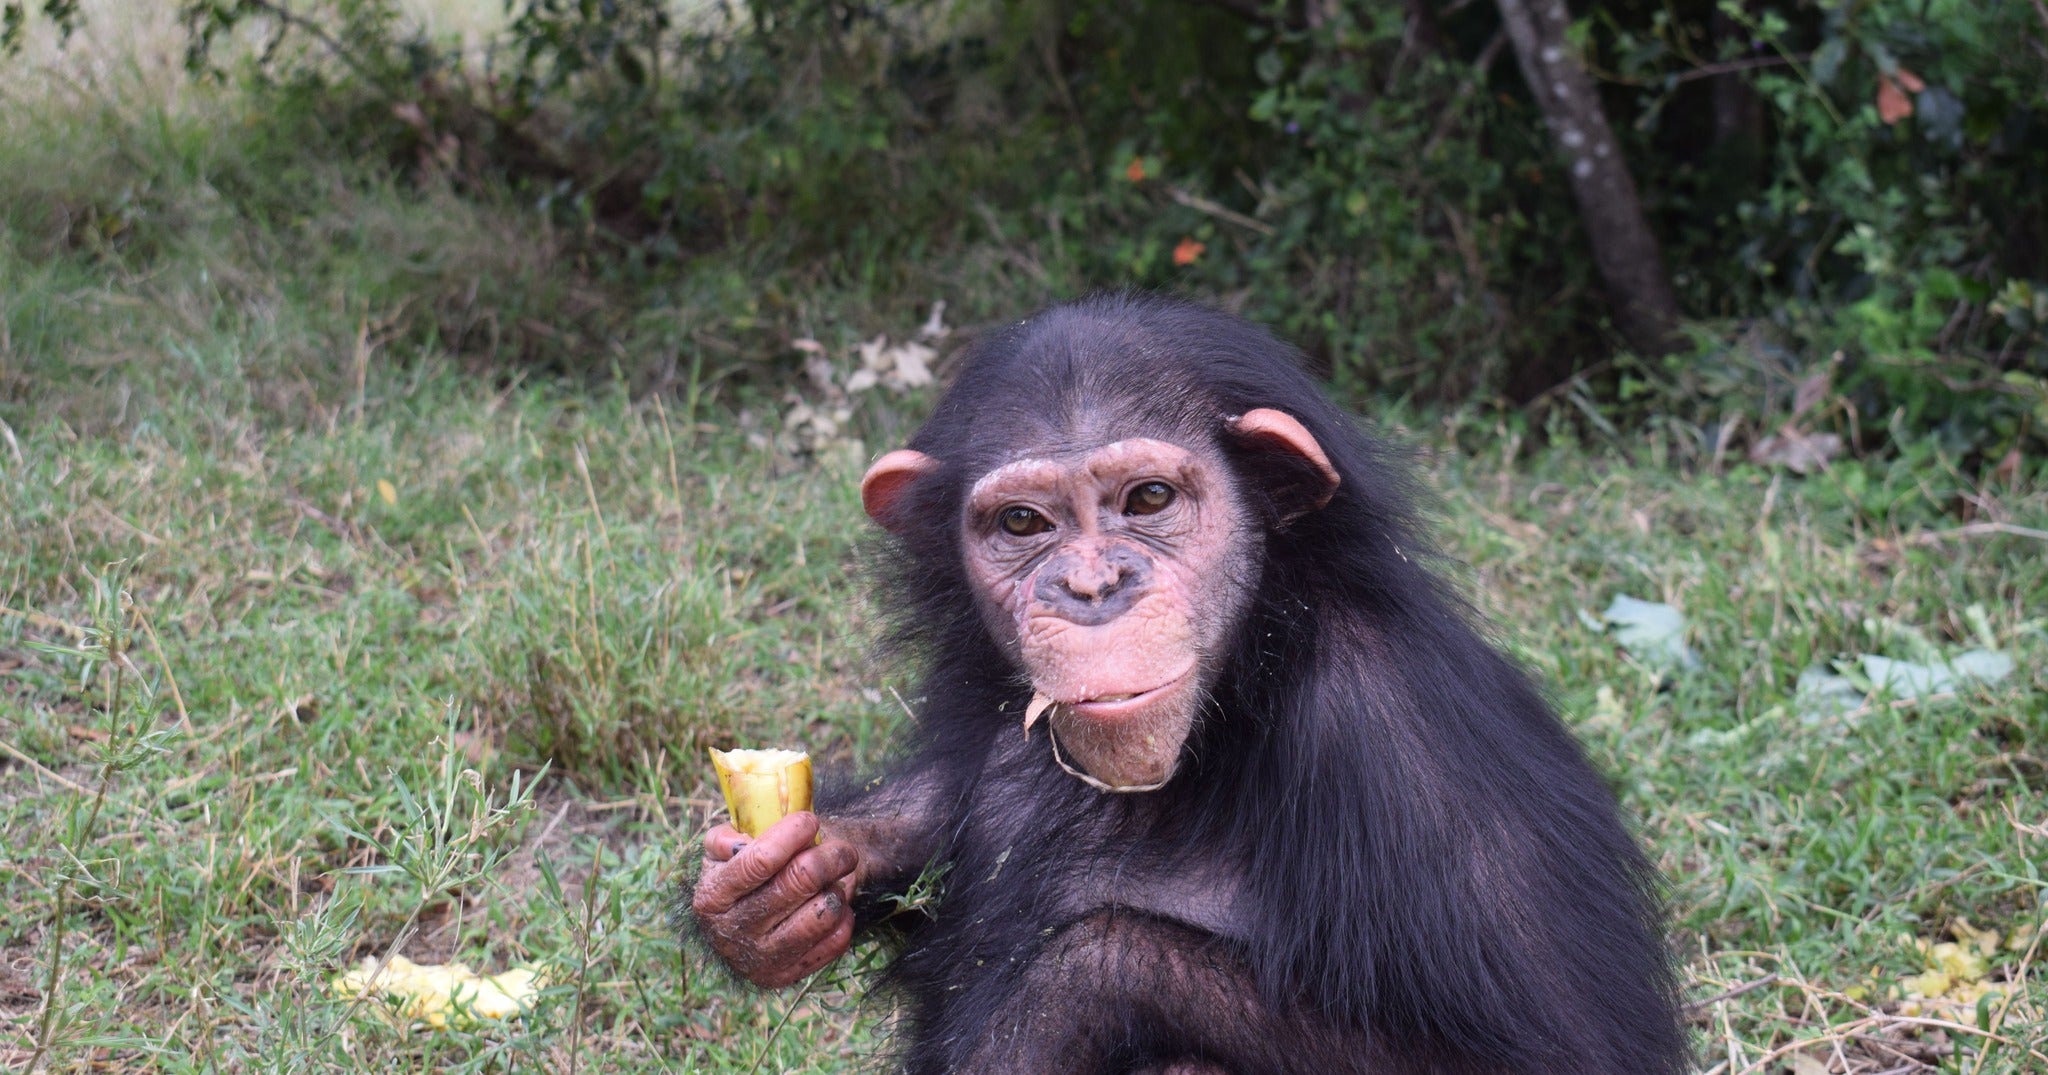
[730,840,750,856]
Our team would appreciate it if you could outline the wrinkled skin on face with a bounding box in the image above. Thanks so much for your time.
[862,408,1337,791]
[961,437,1241,789]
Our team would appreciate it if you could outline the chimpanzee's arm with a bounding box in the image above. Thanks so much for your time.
[816,759,953,903]
[946,911,1366,1075]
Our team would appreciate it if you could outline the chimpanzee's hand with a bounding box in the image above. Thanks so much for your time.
[692,812,859,988]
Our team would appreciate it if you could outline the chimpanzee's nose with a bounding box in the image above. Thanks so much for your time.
[1035,546,1150,624]
[1060,559,1128,601]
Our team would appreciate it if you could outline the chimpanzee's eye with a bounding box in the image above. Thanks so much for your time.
[999,507,1053,536]
[1125,482,1175,516]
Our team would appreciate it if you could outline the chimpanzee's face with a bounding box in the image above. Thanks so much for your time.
[861,407,1337,792]
[956,433,1257,790]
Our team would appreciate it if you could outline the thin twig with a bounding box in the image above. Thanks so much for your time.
[0,739,94,795]
[136,612,193,735]
[1903,522,2048,545]
[1422,29,1507,160]
[286,497,356,543]
[350,312,371,429]
[573,443,612,552]
[1,738,167,830]
[1667,53,1804,85]
[233,0,386,92]
[1164,186,1276,236]
[1826,690,1961,725]
[90,503,166,547]
[1037,21,1094,181]
[745,973,820,1075]
[1731,1010,2043,1075]
[29,625,130,1070]
[0,604,88,640]
[1685,972,1781,1017]
[566,840,602,1075]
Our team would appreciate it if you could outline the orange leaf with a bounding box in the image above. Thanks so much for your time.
[1895,66,1925,93]
[1172,237,1205,266]
[1876,76,1912,125]
[1125,157,1147,183]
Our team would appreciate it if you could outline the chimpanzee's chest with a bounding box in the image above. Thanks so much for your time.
[938,731,1251,942]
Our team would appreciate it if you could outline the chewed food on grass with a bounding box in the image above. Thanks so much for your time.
[332,955,542,1029]
[1891,918,2034,1020]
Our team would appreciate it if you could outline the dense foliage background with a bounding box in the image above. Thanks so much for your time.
[9,0,2046,461]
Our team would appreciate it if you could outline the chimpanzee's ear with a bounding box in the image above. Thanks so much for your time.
[861,450,942,535]
[1225,408,1340,518]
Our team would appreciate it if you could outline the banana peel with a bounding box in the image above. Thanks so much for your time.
[709,747,812,838]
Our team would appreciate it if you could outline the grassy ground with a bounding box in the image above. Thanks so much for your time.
[3,13,2047,1075]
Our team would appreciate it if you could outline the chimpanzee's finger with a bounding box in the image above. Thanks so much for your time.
[754,890,856,987]
[702,823,749,862]
[692,812,821,917]
[737,837,859,931]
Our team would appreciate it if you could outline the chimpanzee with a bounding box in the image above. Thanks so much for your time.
[689,294,1688,1074]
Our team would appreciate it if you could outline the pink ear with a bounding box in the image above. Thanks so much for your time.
[860,450,941,534]
[1227,408,1340,510]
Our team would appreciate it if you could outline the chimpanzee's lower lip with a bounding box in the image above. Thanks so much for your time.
[1066,676,1188,720]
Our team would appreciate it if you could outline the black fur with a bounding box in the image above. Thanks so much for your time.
[831,294,1687,1074]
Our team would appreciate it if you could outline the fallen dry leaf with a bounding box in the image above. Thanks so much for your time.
[1877,75,1913,125]
[1750,425,1842,474]
[1023,692,1056,736]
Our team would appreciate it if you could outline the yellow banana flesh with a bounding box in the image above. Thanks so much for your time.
[708,747,813,838]
[331,955,541,1028]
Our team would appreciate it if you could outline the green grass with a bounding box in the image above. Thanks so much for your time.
[3,30,2046,1075]
[0,365,904,1071]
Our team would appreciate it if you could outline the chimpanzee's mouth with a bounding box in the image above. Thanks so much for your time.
[1065,673,1192,720]
[1073,680,1168,708]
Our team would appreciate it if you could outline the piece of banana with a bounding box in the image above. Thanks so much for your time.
[331,955,541,1029]
[708,747,813,838]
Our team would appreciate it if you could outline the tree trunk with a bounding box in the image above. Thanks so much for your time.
[1494,0,1683,356]
[1709,3,1766,171]
[1400,0,1445,55]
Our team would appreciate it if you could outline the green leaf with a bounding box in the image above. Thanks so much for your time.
[1810,37,1847,87]
[1255,48,1283,85]
[1597,595,1701,671]
[1249,88,1278,123]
